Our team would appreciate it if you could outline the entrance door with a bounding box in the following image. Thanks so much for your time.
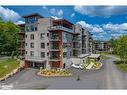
[34,62,46,69]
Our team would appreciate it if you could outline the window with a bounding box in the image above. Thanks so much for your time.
[41,43,45,48]
[30,42,34,48]
[47,43,49,46]
[30,34,34,40]
[35,26,37,31]
[47,52,49,56]
[63,52,67,58]
[40,33,45,39]
[25,26,30,32]
[25,35,27,38]
[31,25,35,31]
[26,43,27,46]
[25,51,27,54]
[41,52,45,58]
[47,33,49,37]
[30,51,34,57]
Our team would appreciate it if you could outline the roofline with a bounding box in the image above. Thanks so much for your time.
[53,19,74,25]
[23,13,43,18]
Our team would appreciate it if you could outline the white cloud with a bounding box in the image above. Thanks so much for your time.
[42,6,47,9]
[76,20,127,40]
[50,8,63,17]
[92,27,104,33]
[77,21,104,33]
[0,6,21,22]
[111,34,123,39]
[14,20,25,25]
[74,6,127,17]
[51,16,61,20]
[71,13,75,17]
[76,21,93,29]
[103,23,127,31]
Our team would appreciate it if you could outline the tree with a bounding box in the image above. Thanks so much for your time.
[115,35,127,64]
[0,18,20,56]
[109,37,117,54]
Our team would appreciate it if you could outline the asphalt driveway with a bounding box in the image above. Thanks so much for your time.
[1,55,127,89]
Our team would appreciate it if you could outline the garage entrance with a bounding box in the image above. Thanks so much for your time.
[27,61,46,69]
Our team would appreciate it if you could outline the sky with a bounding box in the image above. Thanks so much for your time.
[1,6,127,41]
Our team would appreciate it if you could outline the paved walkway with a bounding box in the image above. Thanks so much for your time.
[86,62,94,69]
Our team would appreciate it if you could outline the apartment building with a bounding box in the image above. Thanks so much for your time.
[94,41,109,53]
[23,13,93,69]
[18,24,25,57]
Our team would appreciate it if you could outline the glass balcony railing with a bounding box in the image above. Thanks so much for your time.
[50,37,59,41]
[50,56,60,61]
[72,37,80,41]
[48,26,73,33]
[50,46,59,51]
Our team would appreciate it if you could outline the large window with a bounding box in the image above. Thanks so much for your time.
[41,43,45,48]
[30,34,34,40]
[31,25,35,31]
[30,51,34,57]
[30,42,34,48]
[41,52,45,58]
[25,25,37,32]
[25,26,30,32]
[35,26,37,31]
[40,33,45,39]
[25,17,37,24]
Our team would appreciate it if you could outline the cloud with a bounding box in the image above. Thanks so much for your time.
[74,6,127,17]
[77,21,104,33]
[92,27,104,33]
[71,13,75,17]
[103,23,127,31]
[76,21,93,29]
[76,20,127,40]
[14,20,25,25]
[51,16,61,20]
[42,6,47,9]
[50,8,63,17]
[0,6,21,22]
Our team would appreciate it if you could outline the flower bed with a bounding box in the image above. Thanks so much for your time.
[37,69,72,77]
[92,62,102,70]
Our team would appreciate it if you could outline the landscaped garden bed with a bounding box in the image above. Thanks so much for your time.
[91,61,102,70]
[37,69,72,77]
[84,58,103,70]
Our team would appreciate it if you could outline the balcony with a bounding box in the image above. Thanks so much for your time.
[49,36,60,41]
[73,48,80,50]
[49,46,59,51]
[50,56,60,61]
[72,37,80,42]
[48,26,73,33]
[73,45,80,49]
[25,56,46,62]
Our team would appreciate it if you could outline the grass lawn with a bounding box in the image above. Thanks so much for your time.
[115,61,127,72]
[0,58,20,78]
